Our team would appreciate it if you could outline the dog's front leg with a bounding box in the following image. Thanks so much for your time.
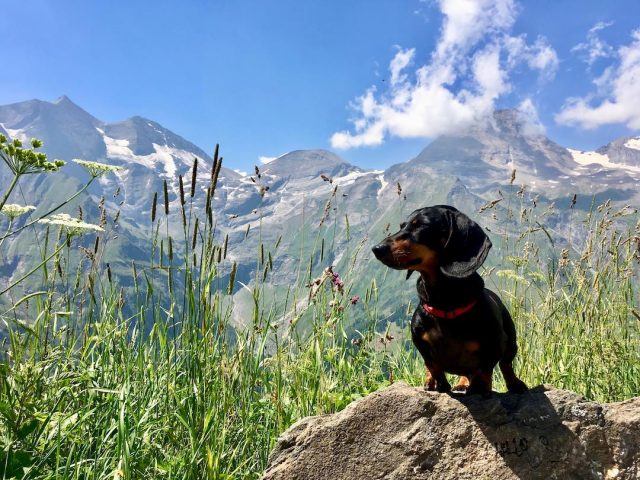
[424,363,450,393]
[424,370,436,390]
[466,369,493,396]
[499,361,528,393]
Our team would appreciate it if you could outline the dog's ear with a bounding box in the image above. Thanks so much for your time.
[406,270,414,280]
[440,208,491,278]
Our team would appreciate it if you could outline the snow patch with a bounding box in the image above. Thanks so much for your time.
[568,148,640,174]
[378,173,388,191]
[101,128,192,177]
[624,138,640,151]
[239,176,257,185]
[0,123,28,142]
[260,152,290,164]
[151,144,181,178]
[333,170,383,187]
[102,131,132,158]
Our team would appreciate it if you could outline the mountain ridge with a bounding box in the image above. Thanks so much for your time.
[3,97,640,186]
[2,96,639,328]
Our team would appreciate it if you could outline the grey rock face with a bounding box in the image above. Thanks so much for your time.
[400,110,579,193]
[264,382,639,480]
[598,136,640,168]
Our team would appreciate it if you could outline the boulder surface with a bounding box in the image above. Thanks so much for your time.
[263,382,639,480]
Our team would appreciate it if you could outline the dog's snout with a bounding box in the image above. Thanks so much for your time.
[372,243,391,259]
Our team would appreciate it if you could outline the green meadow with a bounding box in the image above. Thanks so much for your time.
[0,138,638,479]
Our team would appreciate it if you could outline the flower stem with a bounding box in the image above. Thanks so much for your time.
[0,240,66,296]
[1,177,95,240]
[0,174,20,213]
[0,218,13,251]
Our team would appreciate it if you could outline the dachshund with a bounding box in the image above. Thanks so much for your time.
[372,205,527,395]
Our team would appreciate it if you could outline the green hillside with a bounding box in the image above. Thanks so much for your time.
[0,139,638,479]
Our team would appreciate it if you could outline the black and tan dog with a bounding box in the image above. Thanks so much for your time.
[372,205,527,395]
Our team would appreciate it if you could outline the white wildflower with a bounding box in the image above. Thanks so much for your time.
[39,213,104,236]
[73,159,122,178]
[1,204,36,219]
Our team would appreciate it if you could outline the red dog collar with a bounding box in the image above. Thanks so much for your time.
[422,299,477,319]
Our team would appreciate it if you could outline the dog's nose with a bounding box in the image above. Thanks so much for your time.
[372,243,391,259]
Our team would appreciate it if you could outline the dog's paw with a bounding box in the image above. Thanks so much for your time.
[507,379,528,394]
[436,382,452,393]
[452,376,470,392]
[465,383,492,397]
[424,380,450,393]
[424,378,436,391]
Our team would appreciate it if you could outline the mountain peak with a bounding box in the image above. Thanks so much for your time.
[46,95,100,124]
[128,115,155,125]
[476,109,544,138]
[262,149,358,178]
[54,95,73,105]
[52,95,92,114]
[103,116,212,162]
[0,95,103,160]
[594,134,640,168]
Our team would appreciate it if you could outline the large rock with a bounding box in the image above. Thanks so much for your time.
[263,382,639,480]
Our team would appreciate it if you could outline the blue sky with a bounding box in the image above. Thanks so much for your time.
[1,0,639,172]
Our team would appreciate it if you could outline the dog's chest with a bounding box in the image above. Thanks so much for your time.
[412,310,489,373]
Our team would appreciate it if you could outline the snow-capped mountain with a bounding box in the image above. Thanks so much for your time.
[1,97,639,323]
[570,135,640,172]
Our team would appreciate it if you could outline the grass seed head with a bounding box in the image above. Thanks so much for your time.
[163,180,170,215]
[191,157,198,197]
[179,175,185,206]
[151,192,158,222]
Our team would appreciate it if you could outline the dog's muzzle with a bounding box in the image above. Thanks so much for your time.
[372,243,391,259]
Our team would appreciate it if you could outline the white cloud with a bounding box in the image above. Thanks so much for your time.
[571,21,615,66]
[330,0,558,149]
[517,98,545,135]
[390,47,415,86]
[556,29,640,130]
[472,44,508,99]
[436,0,516,58]
[504,35,559,78]
[528,39,559,73]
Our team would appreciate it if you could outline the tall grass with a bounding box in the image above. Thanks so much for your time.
[488,196,640,400]
[0,148,638,479]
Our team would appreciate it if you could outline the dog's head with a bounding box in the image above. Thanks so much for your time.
[371,205,491,278]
